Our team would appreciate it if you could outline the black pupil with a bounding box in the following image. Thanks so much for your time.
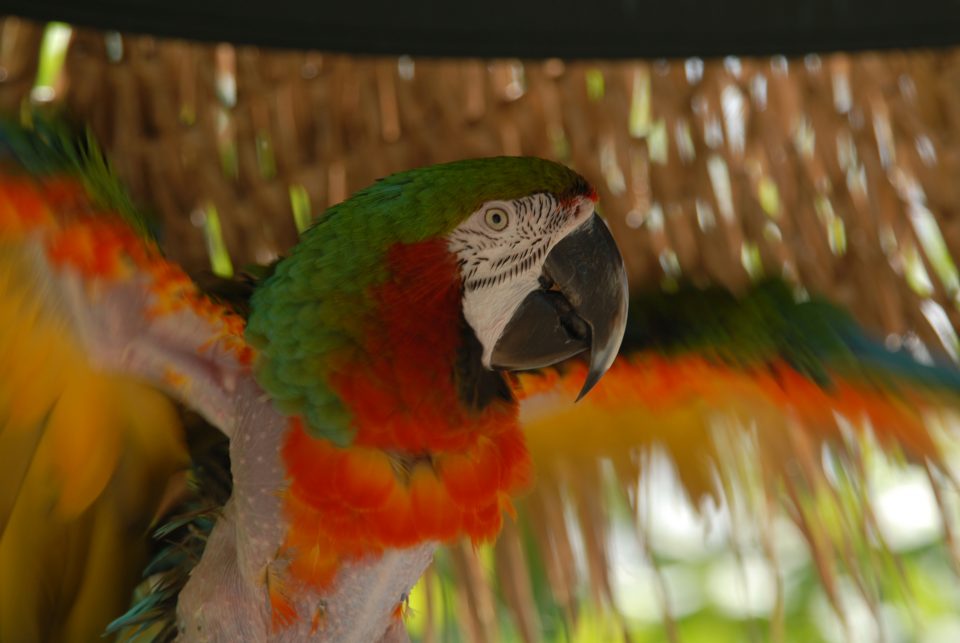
[491,213,502,224]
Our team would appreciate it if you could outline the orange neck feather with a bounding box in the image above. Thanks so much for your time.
[280,239,532,590]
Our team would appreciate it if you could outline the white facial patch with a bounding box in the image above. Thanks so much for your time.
[447,193,595,368]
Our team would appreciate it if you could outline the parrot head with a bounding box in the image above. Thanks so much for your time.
[448,174,628,400]
[248,156,628,445]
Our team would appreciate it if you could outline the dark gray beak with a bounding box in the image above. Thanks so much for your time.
[490,213,629,400]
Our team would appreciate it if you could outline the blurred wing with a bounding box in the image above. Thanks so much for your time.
[0,119,251,641]
[518,279,958,495]
[503,279,960,631]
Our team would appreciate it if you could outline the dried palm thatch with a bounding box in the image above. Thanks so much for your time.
[4,15,960,642]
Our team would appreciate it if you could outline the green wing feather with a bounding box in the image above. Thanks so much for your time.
[0,111,154,238]
[624,278,960,391]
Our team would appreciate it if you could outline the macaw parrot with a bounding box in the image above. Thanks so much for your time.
[3,115,960,642]
[0,115,629,642]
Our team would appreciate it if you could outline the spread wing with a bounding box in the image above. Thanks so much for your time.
[520,279,958,492]
[0,117,251,641]
[435,279,960,640]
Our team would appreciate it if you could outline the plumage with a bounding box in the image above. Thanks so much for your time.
[0,117,265,640]
[0,174,188,641]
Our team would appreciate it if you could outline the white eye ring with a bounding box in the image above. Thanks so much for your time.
[484,207,509,231]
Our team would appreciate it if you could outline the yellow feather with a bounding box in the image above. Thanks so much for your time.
[0,245,188,641]
[46,373,124,518]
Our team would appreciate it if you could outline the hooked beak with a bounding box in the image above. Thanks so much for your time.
[490,213,629,400]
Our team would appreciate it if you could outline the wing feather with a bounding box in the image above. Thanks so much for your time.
[0,121,252,640]
[506,281,960,633]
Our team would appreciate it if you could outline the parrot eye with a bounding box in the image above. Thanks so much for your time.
[484,207,509,231]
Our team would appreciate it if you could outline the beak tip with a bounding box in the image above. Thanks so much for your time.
[566,216,629,403]
[574,380,596,402]
[575,335,621,402]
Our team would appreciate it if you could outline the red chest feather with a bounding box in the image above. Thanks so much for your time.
[332,238,503,452]
[280,239,532,593]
